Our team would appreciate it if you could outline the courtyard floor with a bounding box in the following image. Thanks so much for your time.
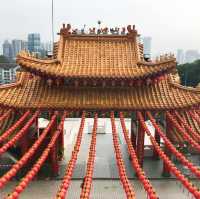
[0,118,199,198]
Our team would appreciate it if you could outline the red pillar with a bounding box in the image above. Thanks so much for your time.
[50,115,59,177]
[162,115,171,177]
[136,114,145,167]
[20,112,30,156]
[35,115,38,134]
[58,119,65,161]
[131,119,137,150]
[20,133,29,156]
[153,126,160,159]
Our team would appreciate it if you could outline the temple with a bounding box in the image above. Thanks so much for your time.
[0,24,200,199]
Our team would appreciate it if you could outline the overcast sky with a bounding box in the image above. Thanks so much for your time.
[0,0,199,55]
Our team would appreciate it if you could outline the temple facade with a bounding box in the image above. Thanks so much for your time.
[0,24,200,199]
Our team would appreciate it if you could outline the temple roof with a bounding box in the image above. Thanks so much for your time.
[16,25,176,80]
[4,24,199,111]
[0,72,199,110]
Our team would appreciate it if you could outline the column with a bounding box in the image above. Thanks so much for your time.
[20,132,29,156]
[58,116,65,161]
[50,114,59,177]
[136,113,145,168]
[130,118,137,150]
[162,115,171,177]
[19,111,29,156]
[153,121,160,159]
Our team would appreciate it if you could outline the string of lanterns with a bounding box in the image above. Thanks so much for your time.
[174,111,200,142]
[0,109,12,129]
[55,112,86,199]
[137,111,200,199]
[0,111,30,144]
[0,111,40,156]
[6,113,66,199]
[119,112,158,199]
[0,109,12,120]
[188,110,200,128]
[146,111,200,179]
[195,110,200,117]
[110,111,136,199]
[0,113,58,189]
[166,111,200,152]
[80,113,98,199]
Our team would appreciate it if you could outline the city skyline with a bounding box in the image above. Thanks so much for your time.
[2,36,52,60]
[0,0,200,56]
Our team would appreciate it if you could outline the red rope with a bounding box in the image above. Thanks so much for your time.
[80,113,98,199]
[0,110,12,121]
[111,111,135,199]
[5,112,67,199]
[166,111,200,152]
[146,111,200,179]
[0,111,40,156]
[119,112,157,199]
[195,110,200,117]
[0,111,30,144]
[0,112,59,189]
[55,112,86,199]
[188,110,200,129]
[0,110,12,128]
[137,111,200,199]
[174,111,200,142]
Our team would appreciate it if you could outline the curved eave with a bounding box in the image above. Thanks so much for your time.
[17,55,177,80]
[170,81,200,93]
[0,77,200,111]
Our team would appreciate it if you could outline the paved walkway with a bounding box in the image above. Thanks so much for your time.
[1,179,199,199]
[61,118,200,179]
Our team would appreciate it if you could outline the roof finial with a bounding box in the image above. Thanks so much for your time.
[97,20,102,34]
[58,23,71,35]
[127,25,138,38]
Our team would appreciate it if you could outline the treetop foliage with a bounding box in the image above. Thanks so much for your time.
[0,55,11,63]
[177,60,200,87]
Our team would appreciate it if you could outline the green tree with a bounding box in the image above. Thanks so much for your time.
[0,55,11,63]
[177,60,200,87]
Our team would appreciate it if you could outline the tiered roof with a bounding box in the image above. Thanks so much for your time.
[0,71,199,110]
[0,24,199,110]
[17,38,176,80]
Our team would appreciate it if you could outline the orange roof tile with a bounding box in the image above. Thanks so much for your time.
[0,72,199,110]
[17,34,176,80]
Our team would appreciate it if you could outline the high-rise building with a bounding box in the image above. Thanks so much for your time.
[176,49,184,65]
[22,41,28,51]
[3,40,13,59]
[28,33,41,53]
[40,42,52,57]
[185,50,200,63]
[41,42,52,52]
[12,40,23,58]
[142,37,152,58]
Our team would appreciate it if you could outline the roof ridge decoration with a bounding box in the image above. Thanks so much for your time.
[138,53,176,66]
[127,25,138,38]
[57,24,72,62]
[58,23,72,36]
[58,23,139,37]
